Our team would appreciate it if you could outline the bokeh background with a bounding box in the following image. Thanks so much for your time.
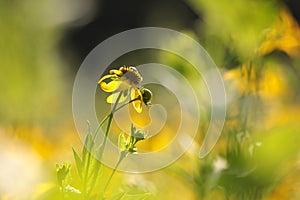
[1,0,300,199]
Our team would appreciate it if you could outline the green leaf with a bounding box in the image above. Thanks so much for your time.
[72,148,82,179]
[81,133,95,194]
[81,133,104,195]
[82,133,94,179]
[56,163,71,187]
[82,133,94,166]
[85,146,103,193]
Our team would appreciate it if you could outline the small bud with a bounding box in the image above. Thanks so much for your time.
[118,124,147,154]
[140,87,153,106]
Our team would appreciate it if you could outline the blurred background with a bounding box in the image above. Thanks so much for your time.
[1,0,300,199]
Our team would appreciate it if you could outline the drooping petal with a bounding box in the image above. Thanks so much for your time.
[131,88,142,101]
[109,69,123,76]
[98,74,115,84]
[100,80,121,92]
[106,91,129,103]
[131,89,143,113]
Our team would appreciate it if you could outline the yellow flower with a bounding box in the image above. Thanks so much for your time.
[98,66,145,113]
[258,9,300,57]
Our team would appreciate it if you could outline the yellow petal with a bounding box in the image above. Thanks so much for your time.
[131,88,142,100]
[131,89,143,113]
[106,91,128,103]
[98,74,115,84]
[109,69,123,76]
[100,80,121,92]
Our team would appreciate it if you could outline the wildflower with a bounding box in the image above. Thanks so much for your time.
[98,65,152,113]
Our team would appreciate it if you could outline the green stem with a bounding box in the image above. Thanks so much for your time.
[82,93,139,197]
[98,91,124,161]
[102,152,127,196]
[93,114,110,141]
[93,96,139,140]
[97,95,139,159]
[89,96,140,195]
[83,92,124,197]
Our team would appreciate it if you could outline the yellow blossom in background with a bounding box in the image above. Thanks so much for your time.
[266,170,300,200]
[224,62,290,100]
[223,64,258,94]
[259,8,300,57]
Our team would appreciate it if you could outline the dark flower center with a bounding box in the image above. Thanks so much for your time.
[123,67,142,86]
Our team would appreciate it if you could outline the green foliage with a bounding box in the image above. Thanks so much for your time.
[188,0,280,59]
[72,148,83,179]
[55,121,152,200]
[56,163,71,188]
[81,133,104,196]
[118,124,146,153]
[71,132,104,198]
[56,163,81,199]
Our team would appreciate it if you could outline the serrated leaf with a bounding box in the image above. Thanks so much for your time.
[56,163,71,186]
[72,148,82,179]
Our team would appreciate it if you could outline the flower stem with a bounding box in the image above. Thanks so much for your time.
[82,92,124,197]
[102,151,127,197]
[93,96,139,140]
[114,97,139,113]
[98,91,123,160]
[93,114,109,141]
[83,93,138,197]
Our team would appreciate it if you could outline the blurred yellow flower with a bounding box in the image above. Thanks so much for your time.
[98,66,144,113]
[223,64,258,94]
[259,9,300,57]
